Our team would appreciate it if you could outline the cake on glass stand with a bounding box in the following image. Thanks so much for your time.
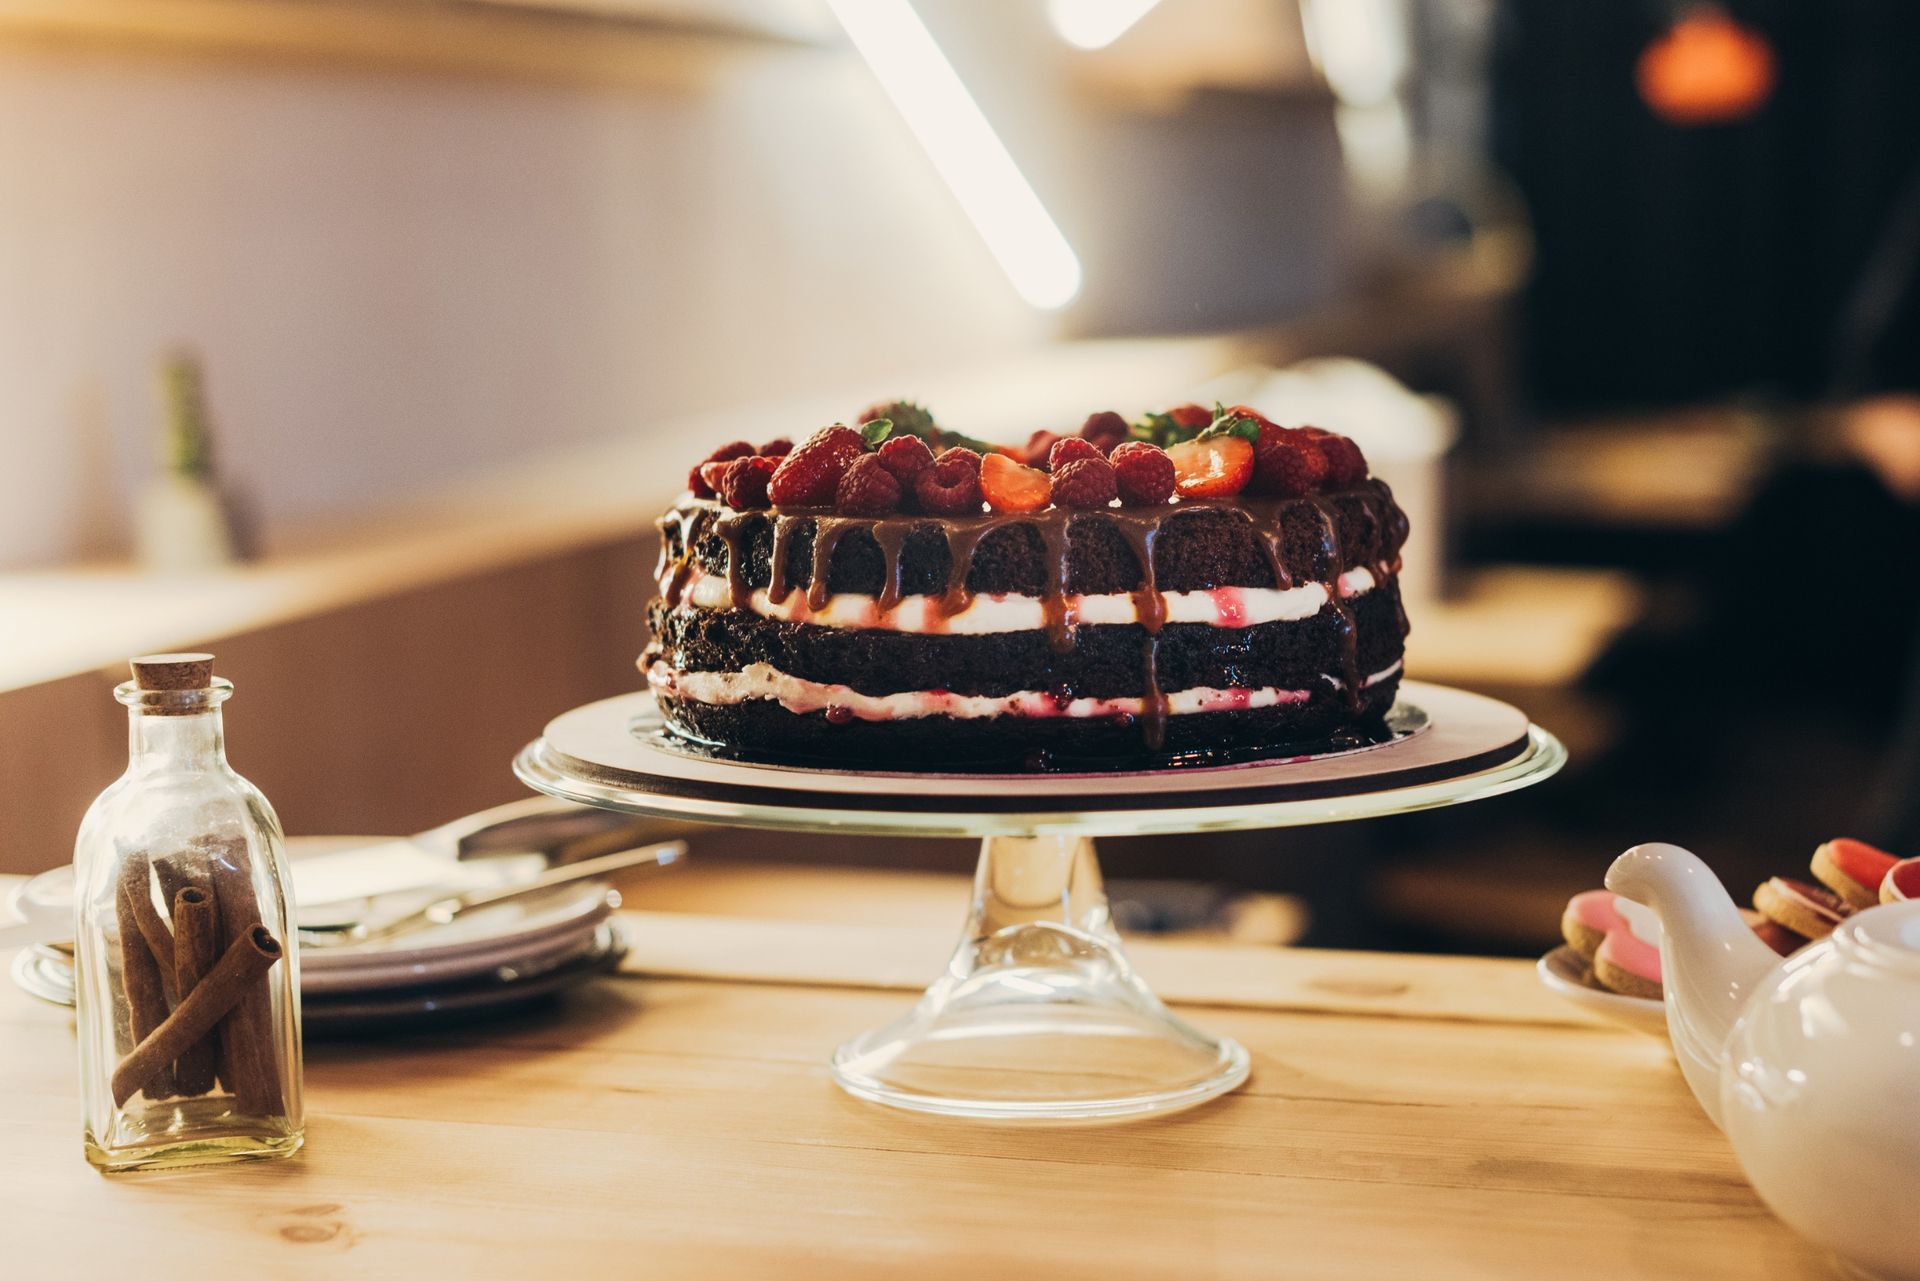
[515,680,1562,1122]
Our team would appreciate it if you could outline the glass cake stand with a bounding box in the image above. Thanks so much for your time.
[514,680,1565,1122]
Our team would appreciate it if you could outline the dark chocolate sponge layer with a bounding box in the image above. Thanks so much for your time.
[649,584,1405,701]
[654,677,1401,768]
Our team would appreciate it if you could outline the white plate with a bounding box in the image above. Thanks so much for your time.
[1536,945,1669,1038]
[300,912,611,993]
[302,923,629,1035]
[298,881,615,974]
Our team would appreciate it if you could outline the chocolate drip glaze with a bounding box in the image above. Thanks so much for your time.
[1307,496,1363,712]
[653,484,1409,750]
[870,519,912,614]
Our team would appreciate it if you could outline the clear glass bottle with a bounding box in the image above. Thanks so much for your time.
[73,653,303,1171]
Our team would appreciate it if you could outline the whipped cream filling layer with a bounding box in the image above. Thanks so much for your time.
[678,566,1383,635]
[648,660,1403,723]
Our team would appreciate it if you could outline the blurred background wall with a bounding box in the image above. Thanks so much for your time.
[0,39,1042,568]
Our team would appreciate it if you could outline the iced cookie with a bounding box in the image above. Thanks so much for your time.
[1741,907,1807,957]
[1884,858,1920,904]
[1561,889,1629,960]
[1592,921,1663,1000]
[1754,876,1850,940]
[1810,837,1899,911]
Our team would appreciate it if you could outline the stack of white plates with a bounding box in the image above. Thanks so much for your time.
[8,838,629,1034]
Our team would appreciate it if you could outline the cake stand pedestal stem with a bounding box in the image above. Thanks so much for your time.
[829,833,1250,1121]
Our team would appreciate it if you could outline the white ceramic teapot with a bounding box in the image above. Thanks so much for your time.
[1606,842,1920,1281]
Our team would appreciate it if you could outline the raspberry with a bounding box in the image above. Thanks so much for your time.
[1048,437,1104,470]
[768,425,864,507]
[1302,427,1367,486]
[1110,441,1175,506]
[1051,457,1118,509]
[914,447,983,514]
[1250,426,1328,497]
[1168,403,1212,432]
[1167,435,1254,498]
[1078,410,1129,454]
[759,437,794,458]
[718,455,776,510]
[1023,430,1061,469]
[688,440,755,497]
[835,453,902,515]
[877,434,935,483]
[980,452,1053,512]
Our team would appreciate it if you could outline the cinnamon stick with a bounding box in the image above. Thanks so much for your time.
[114,874,175,1101]
[206,838,285,1116]
[119,852,176,997]
[112,926,280,1108]
[170,886,221,1096]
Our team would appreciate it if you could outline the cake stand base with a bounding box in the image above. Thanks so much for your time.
[829,834,1250,1121]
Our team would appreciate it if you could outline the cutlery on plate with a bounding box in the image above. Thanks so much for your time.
[294,839,687,948]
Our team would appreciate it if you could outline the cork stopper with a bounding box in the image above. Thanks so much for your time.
[129,653,215,691]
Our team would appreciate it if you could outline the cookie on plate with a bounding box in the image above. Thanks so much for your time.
[1753,876,1850,940]
[1810,838,1900,911]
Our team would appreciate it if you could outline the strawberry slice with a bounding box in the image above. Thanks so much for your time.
[979,452,1053,512]
[1166,435,1253,498]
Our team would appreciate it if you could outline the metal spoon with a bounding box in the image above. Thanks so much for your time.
[295,839,687,949]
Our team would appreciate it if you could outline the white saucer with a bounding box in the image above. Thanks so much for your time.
[300,898,613,993]
[1536,946,1669,1038]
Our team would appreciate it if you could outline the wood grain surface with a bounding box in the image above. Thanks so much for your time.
[0,869,1837,1280]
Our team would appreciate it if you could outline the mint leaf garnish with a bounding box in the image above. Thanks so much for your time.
[860,417,894,447]
[1199,403,1261,444]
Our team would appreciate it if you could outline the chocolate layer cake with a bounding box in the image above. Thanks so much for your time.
[643,404,1411,769]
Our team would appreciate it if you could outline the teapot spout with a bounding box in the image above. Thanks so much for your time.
[1605,842,1780,1128]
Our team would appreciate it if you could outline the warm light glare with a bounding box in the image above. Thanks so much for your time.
[1046,0,1161,50]
[827,0,1083,310]
[1299,0,1407,107]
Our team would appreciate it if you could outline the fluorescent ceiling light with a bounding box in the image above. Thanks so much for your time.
[1046,0,1161,50]
[827,0,1083,310]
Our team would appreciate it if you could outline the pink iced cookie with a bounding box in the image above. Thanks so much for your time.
[1560,889,1629,960]
[1593,918,1663,999]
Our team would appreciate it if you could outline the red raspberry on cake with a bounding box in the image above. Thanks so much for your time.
[1302,427,1368,487]
[768,425,864,507]
[913,446,984,514]
[759,437,794,458]
[688,440,755,498]
[1051,456,1118,509]
[876,433,936,483]
[980,452,1053,512]
[1250,426,1329,497]
[1047,437,1104,470]
[717,455,776,510]
[1110,441,1175,506]
[1166,435,1253,498]
[835,453,902,515]
[1078,410,1129,454]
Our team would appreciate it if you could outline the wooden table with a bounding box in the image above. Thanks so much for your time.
[0,869,1837,1280]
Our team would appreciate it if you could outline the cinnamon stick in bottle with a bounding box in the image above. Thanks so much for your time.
[113,871,175,1101]
[119,852,177,1001]
[169,885,221,1096]
[206,837,285,1116]
[112,927,281,1108]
